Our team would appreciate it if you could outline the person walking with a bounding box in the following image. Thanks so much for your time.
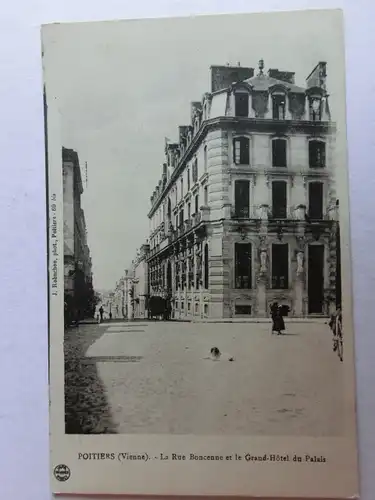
[271,302,285,335]
[99,306,104,322]
[271,302,278,334]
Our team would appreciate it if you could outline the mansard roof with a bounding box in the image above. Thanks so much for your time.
[244,74,306,94]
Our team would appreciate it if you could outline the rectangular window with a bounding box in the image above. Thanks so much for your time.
[187,203,191,219]
[204,145,208,173]
[309,141,326,168]
[272,244,289,289]
[194,194,199,214]
[272,95,286,120]
[187,169,190,190]
[192,159,198,183]
[235,93,249,117]
[204,186,208,206]
[272,139,287,167]
[234,180,250,218]
[309,182,324,219]
[272,181,287,218]
[235,304,252,315]
[272,243,289,289]
[179,210,184,227]
[180,178,184,198]
[235,243,252,289]
[233,137,250,165]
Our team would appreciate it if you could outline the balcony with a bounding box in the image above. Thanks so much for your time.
[231,207,250,219]
[168,208,209,242]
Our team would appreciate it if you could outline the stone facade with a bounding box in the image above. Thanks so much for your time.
[131,244,150,319]
[62,147,94,317]
[147,60,340,319]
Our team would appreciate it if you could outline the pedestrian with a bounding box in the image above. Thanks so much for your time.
[109,311,112,320]
[99,306,104,322]
[271,302,285,335]
[270,302,278,334]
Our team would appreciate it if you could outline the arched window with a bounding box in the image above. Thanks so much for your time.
[233,136,250,165]
[204,244,209,290]
[272,138,287,167]
[309,140,326,168]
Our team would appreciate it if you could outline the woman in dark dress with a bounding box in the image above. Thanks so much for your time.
[271,302,285,335]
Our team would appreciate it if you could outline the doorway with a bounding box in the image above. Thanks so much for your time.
[308,245,324,314]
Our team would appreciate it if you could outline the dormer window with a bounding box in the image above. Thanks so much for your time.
[233,136,250,165]
[235,92,249,117]
[309,97,322,121]
[272,94,286,120]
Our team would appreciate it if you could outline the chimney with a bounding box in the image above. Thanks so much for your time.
[268,68,295,84]
[306,62,327,90]
[179,125,189,139]
[210,65,254,92]
[191,101,202,124]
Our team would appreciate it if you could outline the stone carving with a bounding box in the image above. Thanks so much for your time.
[252,91,268,118]
[295,204,306,220]
[260,249,267,273]
[259,204,269,220]
[296,251,304,275]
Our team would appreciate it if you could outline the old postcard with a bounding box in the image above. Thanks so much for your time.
[43,9,359,498]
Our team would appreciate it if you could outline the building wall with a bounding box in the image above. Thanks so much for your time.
[146,63,338,319]
[63,148,93,311]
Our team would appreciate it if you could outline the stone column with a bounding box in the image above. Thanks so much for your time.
[209,231,225,318]
[256,237,268,317]
[205,128,231,318]
[294,237,306,317]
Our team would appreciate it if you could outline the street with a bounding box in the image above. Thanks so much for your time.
[64,320,343,436]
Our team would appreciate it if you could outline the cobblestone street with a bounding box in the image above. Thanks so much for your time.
[65,320,344,436]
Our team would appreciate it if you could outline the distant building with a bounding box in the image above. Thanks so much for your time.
[131,244,150,319]
[146,60,340,319]
[62,147,94,318]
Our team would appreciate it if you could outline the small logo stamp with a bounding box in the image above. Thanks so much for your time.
[53,464,71,482]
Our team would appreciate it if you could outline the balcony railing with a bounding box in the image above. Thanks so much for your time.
[168,208,209,242]
[231,207,250,219]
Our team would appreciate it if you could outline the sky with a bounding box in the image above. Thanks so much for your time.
[42,10,345,291]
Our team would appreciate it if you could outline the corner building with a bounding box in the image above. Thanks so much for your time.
[147,60,340,319]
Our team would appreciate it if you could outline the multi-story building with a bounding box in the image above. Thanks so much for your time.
[109,270,135,319]
[63,147,94,318]
[131,244,150,319]
[146,60,340,319]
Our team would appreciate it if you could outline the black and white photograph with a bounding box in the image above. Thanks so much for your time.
[44,9,358,497]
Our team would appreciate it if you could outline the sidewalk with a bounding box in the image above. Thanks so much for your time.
[123,317,329,324]
[191,317,329,324]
